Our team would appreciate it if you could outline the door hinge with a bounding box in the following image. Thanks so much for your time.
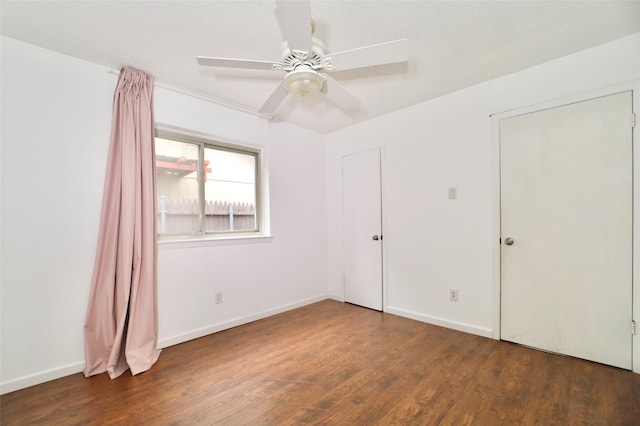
[632,320,637,335]
[632,113,636,128]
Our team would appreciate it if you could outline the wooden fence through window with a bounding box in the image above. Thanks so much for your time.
[158,198,255,233]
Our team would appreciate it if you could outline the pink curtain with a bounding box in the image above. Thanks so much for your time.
[83,67,161,379]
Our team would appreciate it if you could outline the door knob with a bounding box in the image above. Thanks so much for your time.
[372,235,381,241]
[504,237,514,246]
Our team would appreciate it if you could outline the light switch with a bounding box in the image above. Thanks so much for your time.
[448,187,457,200]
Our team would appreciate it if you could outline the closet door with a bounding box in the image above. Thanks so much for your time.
[500,92,633,369]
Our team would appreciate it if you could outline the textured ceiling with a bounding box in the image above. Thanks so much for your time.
[2,1,640,134]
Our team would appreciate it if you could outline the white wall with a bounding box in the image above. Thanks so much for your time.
[153,88,329,348]
[0,36,328,393]
[325,33,640,369]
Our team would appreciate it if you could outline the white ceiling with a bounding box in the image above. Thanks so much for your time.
[2,1,640,134]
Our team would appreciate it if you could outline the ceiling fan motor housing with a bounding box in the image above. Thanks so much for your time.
[280,36,326,71]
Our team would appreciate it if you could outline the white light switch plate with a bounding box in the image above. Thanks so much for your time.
[448,187,457,200]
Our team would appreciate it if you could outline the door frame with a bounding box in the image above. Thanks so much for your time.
[490,81,640,373]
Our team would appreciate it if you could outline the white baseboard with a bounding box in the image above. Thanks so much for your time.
[157,294,329,348]
[1,294,330,395]
[1,361,85,395]
[385,306,493,338]
[327,293,344,302]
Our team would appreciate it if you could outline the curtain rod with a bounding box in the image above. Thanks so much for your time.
[107,68,275,121]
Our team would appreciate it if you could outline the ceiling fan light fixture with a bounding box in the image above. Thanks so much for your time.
[283,65,324,97]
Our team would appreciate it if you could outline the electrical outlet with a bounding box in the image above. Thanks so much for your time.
[449,288,459,301]
[215,292,223,304]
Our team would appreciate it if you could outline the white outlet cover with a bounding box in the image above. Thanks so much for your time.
[449,289,459,301]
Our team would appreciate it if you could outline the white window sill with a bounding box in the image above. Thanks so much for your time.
[158,234,274,250]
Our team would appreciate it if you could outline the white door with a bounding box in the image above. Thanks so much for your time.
[500,91,633,369]
[342,149,383,311]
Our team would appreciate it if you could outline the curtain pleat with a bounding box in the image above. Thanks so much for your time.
[83,67,161,379]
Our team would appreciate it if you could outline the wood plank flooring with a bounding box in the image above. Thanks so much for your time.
[2,299,639,425]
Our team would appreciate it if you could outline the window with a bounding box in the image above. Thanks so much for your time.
[155,131,260,237]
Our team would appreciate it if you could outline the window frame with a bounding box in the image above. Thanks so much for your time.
[155,128,263,240]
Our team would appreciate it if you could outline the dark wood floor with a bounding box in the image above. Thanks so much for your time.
[2,300,639,425]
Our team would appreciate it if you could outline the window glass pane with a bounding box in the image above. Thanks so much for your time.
[155,138,200,235]
[204,147,257,232]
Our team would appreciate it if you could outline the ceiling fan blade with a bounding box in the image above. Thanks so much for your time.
[321,74,360,111]
[326,38,409,71]
[275,0,312,53]
[197,56,280,71]
[258,80,289,114]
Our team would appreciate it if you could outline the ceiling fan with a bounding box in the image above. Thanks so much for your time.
[196,0,408,114]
